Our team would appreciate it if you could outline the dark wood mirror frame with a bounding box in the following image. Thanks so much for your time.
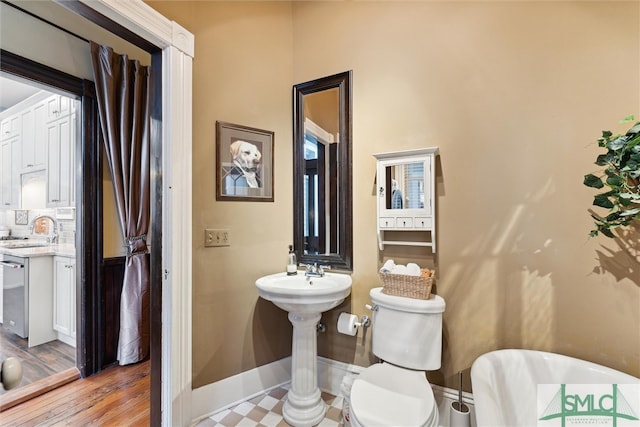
[293,71,353,271]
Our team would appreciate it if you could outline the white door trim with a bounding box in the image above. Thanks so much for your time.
[76,2,194,425]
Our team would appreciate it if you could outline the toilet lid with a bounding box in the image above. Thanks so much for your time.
[350,364,436,426]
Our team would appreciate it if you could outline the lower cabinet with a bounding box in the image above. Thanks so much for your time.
[53,256,76,347]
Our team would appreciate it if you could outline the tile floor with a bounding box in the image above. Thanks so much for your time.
[195,385,345,427]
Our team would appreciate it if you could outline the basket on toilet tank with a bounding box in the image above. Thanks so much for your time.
[379,268,434,300]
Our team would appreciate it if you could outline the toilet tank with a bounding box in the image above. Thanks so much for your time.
[370,287,445,370]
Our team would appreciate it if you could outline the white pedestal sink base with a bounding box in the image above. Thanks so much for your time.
[255,272,352,426]
[283,389,327,427]
[283,312,327,427]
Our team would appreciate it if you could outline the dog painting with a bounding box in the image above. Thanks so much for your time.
[230,139,262,188]
[216,121,274,202]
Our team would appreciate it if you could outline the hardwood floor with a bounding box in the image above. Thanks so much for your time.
[0,328,75,395]
[0,360,150,426]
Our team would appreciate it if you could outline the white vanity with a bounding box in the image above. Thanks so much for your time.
[373,148,439,250]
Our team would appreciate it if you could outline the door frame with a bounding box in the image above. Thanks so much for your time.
[62,0,195,426]
[0,50,101,376]
[40,2,194,425]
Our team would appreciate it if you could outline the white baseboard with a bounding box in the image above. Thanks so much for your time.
[190,357,292,425]
[191,356,476,427]
[432,383,476,427]
[317,356,364,396]
[56,332,76,348]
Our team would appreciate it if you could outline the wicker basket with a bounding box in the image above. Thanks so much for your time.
[379,269,434,300]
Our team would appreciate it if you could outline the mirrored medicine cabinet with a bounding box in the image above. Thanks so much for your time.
[374,148,438,251]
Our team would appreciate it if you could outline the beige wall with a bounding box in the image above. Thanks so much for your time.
[148,1,640,391]
[146,1,296,388]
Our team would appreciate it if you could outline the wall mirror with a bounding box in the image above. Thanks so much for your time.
[293,71,352,271]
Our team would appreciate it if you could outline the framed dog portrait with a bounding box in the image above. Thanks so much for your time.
[216,121,274,202]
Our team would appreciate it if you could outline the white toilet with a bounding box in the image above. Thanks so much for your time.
[349,287,446,427]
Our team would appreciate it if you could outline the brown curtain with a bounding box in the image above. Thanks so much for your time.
[90,42,151,365]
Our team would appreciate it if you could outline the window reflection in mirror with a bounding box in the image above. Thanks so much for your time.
[303,88,339,255]
[384,163,425,210]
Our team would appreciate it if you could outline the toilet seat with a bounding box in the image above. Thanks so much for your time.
[349,363,439,427]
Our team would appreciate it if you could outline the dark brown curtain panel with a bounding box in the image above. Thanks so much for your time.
[90,42,151,365]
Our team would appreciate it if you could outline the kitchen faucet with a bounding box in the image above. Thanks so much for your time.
[29,214,59,244]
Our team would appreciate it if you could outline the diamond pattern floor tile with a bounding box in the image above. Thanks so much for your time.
[196,386,345,427]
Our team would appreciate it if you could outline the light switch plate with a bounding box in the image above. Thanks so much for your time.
[204,229,230,247]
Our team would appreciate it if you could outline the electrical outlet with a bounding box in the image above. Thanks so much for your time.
[204,228,231,247]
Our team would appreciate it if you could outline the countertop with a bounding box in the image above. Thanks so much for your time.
[0,243,75,258]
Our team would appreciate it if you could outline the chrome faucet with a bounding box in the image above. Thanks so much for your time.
[29,214,59,244]
[304,262,330,278]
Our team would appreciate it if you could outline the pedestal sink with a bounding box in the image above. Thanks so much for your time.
[255,272,352,427]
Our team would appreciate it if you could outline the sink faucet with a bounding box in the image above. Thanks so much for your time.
[29,215,59,244]
[304,263,330,278]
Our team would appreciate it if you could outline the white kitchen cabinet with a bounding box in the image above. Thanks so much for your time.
[21,101,48,173]
[0,115,20,141]
[46,112,75,207]
[28,255,57,348]
[1,136,21,208]
[373,148,439,251]
[45,94,72,122]
[53,256,76,346]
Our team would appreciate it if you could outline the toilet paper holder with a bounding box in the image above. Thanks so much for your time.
[356,314,370,328]
[337,312,370,336]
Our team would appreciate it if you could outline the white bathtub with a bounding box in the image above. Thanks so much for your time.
[470,349,640,426]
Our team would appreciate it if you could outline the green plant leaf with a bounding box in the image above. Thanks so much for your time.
[587,116,640,237]
[628,122,640,133]
[593,194,614,209]
[583,174,604,188]
[606,175,624,186]
[601,227,615,238]
[619,208,640,217]
[606,212,621,221]
[607,136,627,150]
[595,153,612,166]
[627,132,640,148]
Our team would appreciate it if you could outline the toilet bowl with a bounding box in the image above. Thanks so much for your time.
[348,287,445,427]
[349,363,438,427]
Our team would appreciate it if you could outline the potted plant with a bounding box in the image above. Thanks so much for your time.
[583,115,640,237]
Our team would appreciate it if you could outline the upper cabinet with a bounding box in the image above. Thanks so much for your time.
[46,94,72,122]
[21,101,48,173]
[0,92,76,209]
[374,148,439,251]
[1,115,20,141]
[1,111,22,208]
[46,110,75,207]
[1,135,20,208]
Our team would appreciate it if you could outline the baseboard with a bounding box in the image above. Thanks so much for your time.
[191,356,475,427]
[56,332,76,348]
[190,357,292,425]
[317,356,364,396]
